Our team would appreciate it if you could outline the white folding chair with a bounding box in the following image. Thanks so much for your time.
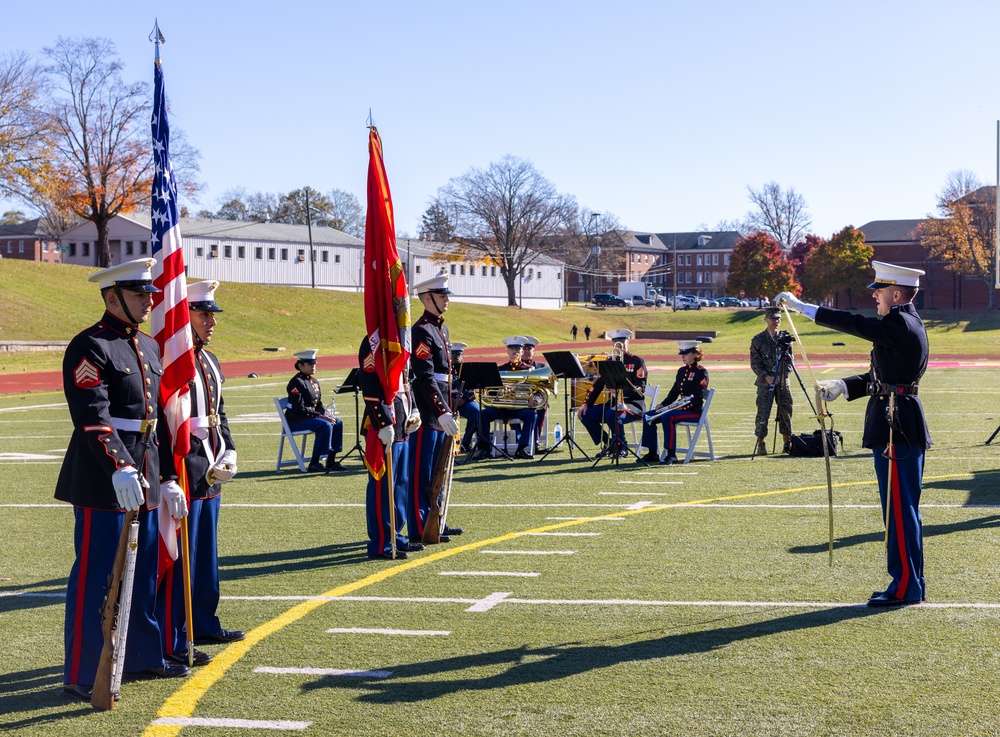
[491,417,535,457]
[669,387,716,464]
[274,397,312,472]
[630,385,659,450]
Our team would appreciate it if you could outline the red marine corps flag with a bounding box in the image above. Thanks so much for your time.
[363,126,410,479]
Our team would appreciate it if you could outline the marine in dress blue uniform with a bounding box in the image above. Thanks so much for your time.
[522,336,548,448]
[407,274,463,542]
[57,259,189,700]
[640,341,709,464]
[161,281,244,665]
[478,336,538,459]
[359,336,419,558]
[284,350,345,472]
[578,329,647,454]
[777,261,931,606]
[450,343,481,452]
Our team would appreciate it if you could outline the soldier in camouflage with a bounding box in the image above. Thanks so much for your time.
[750,308,794,455]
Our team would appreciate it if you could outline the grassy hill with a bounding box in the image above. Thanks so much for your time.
[2,259,999,374]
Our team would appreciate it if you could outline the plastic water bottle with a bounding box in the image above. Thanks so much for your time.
[554,422,563,443]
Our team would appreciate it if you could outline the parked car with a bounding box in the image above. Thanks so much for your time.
[630,296,655,306]
[717,297,743,307]
[592,293,628,307]
[672,295,701,310]
[653,297,668,307]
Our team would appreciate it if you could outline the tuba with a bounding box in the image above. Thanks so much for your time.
[481,365,557,410]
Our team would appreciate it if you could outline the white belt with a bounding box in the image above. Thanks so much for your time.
[110,417,157,433]
[433,372,449,382]
[191,415,221,430]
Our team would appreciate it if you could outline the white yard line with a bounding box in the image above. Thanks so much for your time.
[152,717,310,730]
[480,550,575,555]
[439,571,541,577]
[254,666,391,678]
[326,627,451,636]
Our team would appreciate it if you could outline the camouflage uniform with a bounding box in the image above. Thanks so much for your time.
[750,328,793,438]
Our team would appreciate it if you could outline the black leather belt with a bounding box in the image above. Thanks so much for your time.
[869,382,918,397]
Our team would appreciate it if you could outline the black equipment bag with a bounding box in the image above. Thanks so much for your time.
[787,429,843,457]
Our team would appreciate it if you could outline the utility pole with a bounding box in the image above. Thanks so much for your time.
[305,188,315,289]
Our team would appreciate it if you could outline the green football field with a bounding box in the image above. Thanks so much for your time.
[2,357,1000,736]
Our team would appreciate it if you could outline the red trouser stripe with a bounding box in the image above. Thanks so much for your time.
[163,565,175,656]
[375,450,386,552]
[889,449,910,597]
[69,509,92,684]
[411,428,424,536]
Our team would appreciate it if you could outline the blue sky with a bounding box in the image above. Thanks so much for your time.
[5,0,1000,239]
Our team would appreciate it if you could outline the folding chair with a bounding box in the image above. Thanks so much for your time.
[491,417,535,457]
[669,387,716,464]
[274,397,312,472]
[629,384,659,450]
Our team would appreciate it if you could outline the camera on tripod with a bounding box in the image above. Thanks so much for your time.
[775,330,794,350]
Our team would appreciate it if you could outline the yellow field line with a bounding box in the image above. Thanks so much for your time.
[143,471,970,735]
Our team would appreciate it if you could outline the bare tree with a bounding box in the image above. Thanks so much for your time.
[0,51,51,199]
[919,170,997,309]
[745,181,811,249]
[327,187,364,237]
[435,156,578,306]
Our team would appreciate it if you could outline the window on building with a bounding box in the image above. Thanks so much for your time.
[334,253,341,264]
[482,266,487,276]
[82,243,90,257]
[697,273,704,284]
[140,241,148,254]
[238,245,246,259]
[311,250,317,261]
[321,250,329,263]
[696,255,703,266]
[450,264,456,275]
[280,248,289,261]
[196,246,204,257]
[724,254,730,265]
[224,245,233,258]
[415,265,422,274]
[268,247,276,260]
[557,271,561,280]
[712,254,719,266]
[297,249,305,261]
[537,270,542,279]
[460,264,466,275]
[5,242,10,253]
[528,268,533,278]
[42,242,48,252]
[491,266,497,277]
[255,246,263,259]
[69,243,77,256]
[685,254,692,266]
[125,241,134,255]
[18,241,24,253]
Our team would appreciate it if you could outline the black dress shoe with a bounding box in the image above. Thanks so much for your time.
[872,589,926,602]
[195,628,246,644]
[443,525,463,536]
[166,648,213,666]
[307,461,325,473]
[513,447,534,460]
[662,454,679,465]
[617,446,629,458]
[63,683,92,701]
[867,593,918,607]
[400,540,425,552]
[325,461,346,472]
[145,662,191,678]
[371,550,407,560]
[460,442,474,453]
[638,452,659,463]
[439,535,451,543]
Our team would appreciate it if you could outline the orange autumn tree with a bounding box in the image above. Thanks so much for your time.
[726,231,799,302]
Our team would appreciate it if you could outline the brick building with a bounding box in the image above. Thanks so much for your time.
[0,219,60,263]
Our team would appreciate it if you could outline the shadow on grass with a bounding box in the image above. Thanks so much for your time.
[219,541,369,579]
[302,605,881,703]
[0,666,94,726]
[0,577,66,613]
[789,513,1000,555]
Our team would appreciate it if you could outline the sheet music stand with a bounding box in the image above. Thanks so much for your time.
[537,351,590,462]
[335,368,364,463]
[458,361,511,461]
[590,360,648,467]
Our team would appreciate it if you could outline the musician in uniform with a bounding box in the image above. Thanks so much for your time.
[578,328,647,456]
[407,274,463,542]
[776,260,931,607]
[359,336,422,559]
[284,350,345,472]
[750,308,794,455]
[640,341,709,464]
[161,280,244,668]
[450,342,481,452]
[477,336,538,459]
[58,259,190,701]
[522,336,547,446]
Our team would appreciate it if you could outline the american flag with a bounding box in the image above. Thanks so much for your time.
[150,49,195,564]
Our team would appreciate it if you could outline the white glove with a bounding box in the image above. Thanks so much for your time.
[404,409,422,434]
[160,480,188,519]
[774,292,806,312]
[112,466,146,512]
[209,449,238,483]
[438,413,460,437]
[378,424,395,448]
[817,379,848,402]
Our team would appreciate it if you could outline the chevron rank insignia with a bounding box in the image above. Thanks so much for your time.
[415,342,431,359]
[73,357,101,389]
[362,353,376,371]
